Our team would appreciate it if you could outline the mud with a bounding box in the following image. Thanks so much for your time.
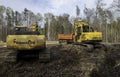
[0,44,120,77]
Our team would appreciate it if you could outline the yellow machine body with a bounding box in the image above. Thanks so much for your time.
[76,32,102,43]
[73,20,102,43]
[7,35,46,50]
[6,23,46,50]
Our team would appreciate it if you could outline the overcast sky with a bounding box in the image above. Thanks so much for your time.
[0,0,113,16]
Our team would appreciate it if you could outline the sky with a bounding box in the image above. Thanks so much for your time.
[0,0,113,17]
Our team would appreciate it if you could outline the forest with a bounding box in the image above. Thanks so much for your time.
[0,0,120,43]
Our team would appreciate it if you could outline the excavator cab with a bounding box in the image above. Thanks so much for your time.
[14,26,28,34]
[73,20,102,44]
[82,25,94,32]
[14,23,40,35]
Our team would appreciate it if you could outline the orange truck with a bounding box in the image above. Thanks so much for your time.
[58,34,73,43]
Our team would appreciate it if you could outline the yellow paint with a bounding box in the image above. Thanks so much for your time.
[7,35,46,50]
[73,20,102,43]
[6,23,46,50]
[77,32,102,42]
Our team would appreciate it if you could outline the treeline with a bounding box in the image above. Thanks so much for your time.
[0,6,72,41]
[0,6,43,41]
[0,0,120,43]
[83,0,120,43]
[44,13,72,40]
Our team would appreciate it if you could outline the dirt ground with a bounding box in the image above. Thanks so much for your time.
[0,43,120,77]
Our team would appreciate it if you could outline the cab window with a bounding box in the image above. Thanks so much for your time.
[83,26,89,32]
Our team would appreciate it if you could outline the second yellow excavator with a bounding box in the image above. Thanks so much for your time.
[58,20,106,51]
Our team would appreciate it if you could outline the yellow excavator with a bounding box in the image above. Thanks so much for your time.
[6,22,50,62]
[58,20,106,51]
[73,20,102,43]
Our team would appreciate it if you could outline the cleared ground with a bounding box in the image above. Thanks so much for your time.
[0,42,120,77]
